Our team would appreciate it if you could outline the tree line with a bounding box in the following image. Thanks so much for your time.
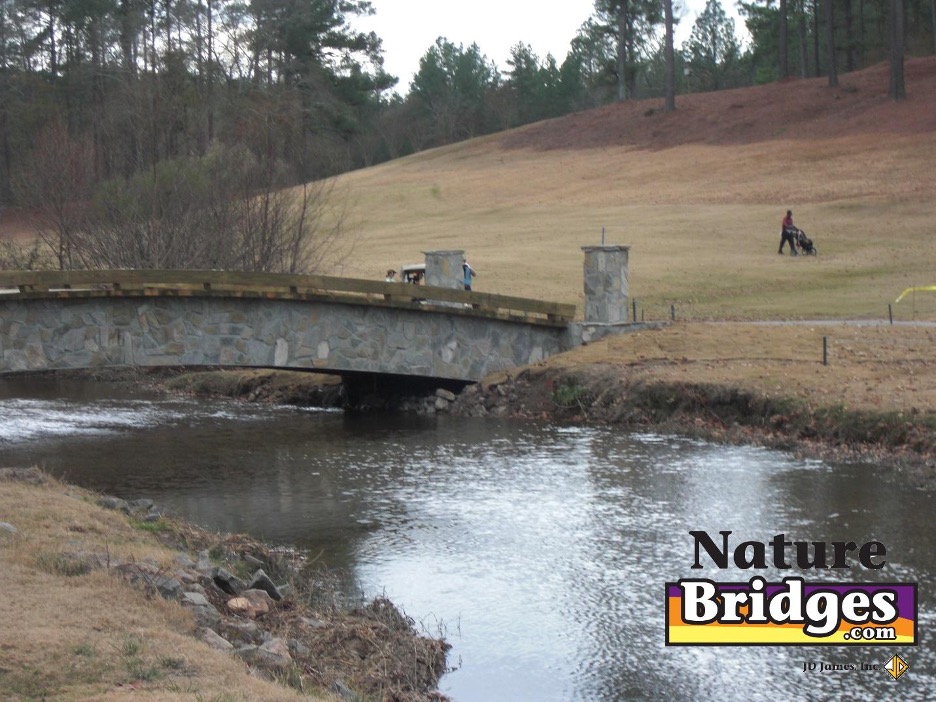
[0,0,930,271]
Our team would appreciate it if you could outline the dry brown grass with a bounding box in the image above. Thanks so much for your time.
[0,471,330,702]
[326,59,936,428]
[539,322,936,416]
[330,57,936,321]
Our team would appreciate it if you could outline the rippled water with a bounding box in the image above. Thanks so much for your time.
[0,376,932,701]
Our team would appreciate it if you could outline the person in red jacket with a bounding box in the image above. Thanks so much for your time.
[779,210,798,255]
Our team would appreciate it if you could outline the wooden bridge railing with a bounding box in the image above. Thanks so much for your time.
[0,270,576,326]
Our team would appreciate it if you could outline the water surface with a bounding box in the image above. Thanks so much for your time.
[0,376,931,701]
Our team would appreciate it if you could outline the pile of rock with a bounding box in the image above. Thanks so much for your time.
[449,370,547,419]
[93,495,450,700]
[96,496,302,670]
[396,388,458,414]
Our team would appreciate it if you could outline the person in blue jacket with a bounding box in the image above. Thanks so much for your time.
[463,258,477,291]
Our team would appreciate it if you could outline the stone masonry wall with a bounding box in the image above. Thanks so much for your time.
[0,296,571,382]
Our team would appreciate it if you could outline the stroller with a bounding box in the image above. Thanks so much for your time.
[794,228,817,255]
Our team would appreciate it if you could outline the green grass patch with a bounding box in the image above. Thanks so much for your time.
[132,519,171,533]
[552,377,591,411]
[35,551,93,577]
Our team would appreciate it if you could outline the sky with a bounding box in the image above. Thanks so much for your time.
[351,0,747,93]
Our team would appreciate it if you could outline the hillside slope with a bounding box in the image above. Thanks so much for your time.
[502,57,936,151]
[337,57,936,320]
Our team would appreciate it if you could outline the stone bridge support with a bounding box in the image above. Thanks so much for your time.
[580,245,631,343]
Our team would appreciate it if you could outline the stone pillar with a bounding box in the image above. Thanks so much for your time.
[582,245,630,324]
[423,250,465,289]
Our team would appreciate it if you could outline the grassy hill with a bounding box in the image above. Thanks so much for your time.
[334,57,936,322]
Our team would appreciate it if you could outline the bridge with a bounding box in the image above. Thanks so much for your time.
[0,269,578,383]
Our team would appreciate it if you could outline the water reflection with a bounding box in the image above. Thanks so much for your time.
[0,376,932,701]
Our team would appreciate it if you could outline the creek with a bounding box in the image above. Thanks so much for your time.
[0,375,932,701]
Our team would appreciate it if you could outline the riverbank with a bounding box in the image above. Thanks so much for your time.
[452,322,936,486]
[163,322,936,485]
[0,466,449,702]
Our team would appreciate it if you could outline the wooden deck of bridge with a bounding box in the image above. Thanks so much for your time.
[0,270,576,327]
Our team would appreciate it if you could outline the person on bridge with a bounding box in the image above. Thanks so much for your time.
[779,210,798,256]
[385,269,396,282]
[463,258,476,291]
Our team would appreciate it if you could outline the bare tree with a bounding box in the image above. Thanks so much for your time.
[68,146,356,274]
[0,239,50,270]
[18,122,94,270]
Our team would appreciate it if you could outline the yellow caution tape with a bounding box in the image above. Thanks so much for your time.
[895,286,936,303]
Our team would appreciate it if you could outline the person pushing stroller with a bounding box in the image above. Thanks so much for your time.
[779,210,798,255]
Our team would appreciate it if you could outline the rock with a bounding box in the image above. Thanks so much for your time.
[299,616,327,630]
[288,639,310,658]
[257,638,292,669]
[182,591,210,608]
[219,619,263,645]
[226,597,252,616]
[200,627,233,651]
[113,562,183,599]
[227,589,274,618]
[234,639,292,669]
[178,571,202,587]
[142,511,162,523]
[0,522,17,534]
[183,591,221,627]
[332,680,355,700]
[176,552,196,569]
[233,644,260,665]
[154,574,183,600]
[246,569,283,601]
[243,587,275,609]
[196,550,213,571]
[97,496,130,513]
[212,567,247,595]
[434,397,450,411]
[243,554,264,569]
[435,388,456,402]
[114,562,164,592]
[191,603,221,629]
[128,498,154,512]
